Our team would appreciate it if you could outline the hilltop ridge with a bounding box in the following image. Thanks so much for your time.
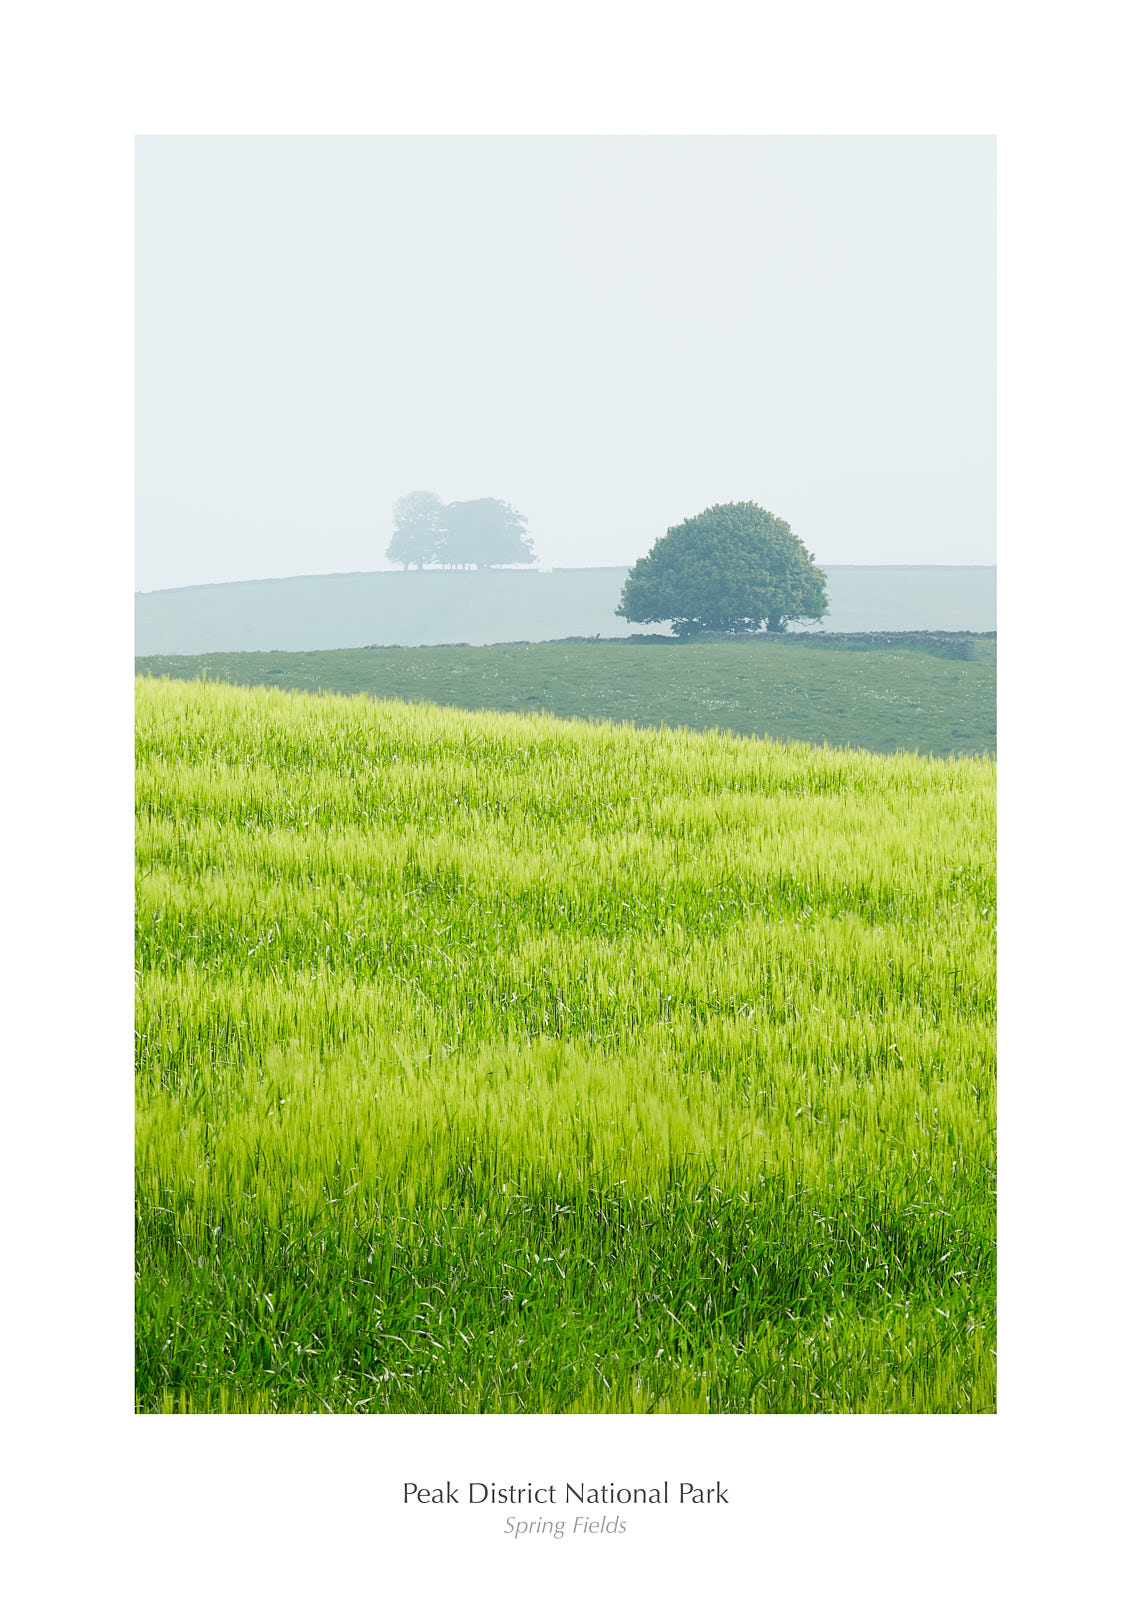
[135,564,997,656]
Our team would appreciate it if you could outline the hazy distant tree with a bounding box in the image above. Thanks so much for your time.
[439,499,535,569]
[388,491,444,569]
[616,502,827,635]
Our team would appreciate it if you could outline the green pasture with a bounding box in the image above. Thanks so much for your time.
[136,677,996,1413]
[137,635,995,758]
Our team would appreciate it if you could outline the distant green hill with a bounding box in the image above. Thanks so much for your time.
[135,565,996,655]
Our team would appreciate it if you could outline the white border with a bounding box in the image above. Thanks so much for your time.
[6,3,1127,1595]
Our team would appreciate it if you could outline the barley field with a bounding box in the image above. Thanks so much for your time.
[135,676,996,1413]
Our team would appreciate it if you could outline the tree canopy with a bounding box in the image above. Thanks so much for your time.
[388,491,444,569]
[387,494,534,570]
[616,502,827,635]
[439,499,534,569]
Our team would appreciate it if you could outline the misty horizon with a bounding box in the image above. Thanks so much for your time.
[137,136,994,593]
[136,555,996,600]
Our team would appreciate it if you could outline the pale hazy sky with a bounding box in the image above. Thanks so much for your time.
[136,136,994,592]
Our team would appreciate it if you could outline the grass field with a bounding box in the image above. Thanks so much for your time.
[134,564,997,654]
[136,677,996,1413]
[137,635,995,758]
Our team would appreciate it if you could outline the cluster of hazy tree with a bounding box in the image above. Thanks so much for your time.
[388,491,534,570]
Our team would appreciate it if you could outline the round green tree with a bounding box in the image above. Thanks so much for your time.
[616,502,828,635]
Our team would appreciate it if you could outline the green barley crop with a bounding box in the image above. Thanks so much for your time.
[135,676,996,1413]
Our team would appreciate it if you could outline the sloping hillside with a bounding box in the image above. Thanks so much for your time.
[135,565,997,655]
